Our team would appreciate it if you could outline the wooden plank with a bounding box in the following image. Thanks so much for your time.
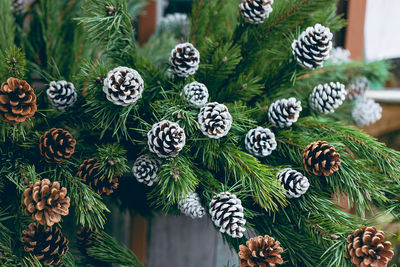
[345,0,366,60]
[138,1,158,45]
[130,213,148,264]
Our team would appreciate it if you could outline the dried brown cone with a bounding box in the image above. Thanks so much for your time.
[302,141,341,176]
[39,128,77,164]
[21,223,69,266]
[0,77,37,124]
[77,158,119,196]
[347,226,394,267]
[239,235,284,267]
[22,179,70,226]
[77,226,95,255]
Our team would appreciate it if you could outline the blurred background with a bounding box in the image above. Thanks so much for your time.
[13,0,400,266]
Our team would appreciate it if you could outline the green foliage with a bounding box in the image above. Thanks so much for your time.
[86,231,144,267]
[0,0,398,266]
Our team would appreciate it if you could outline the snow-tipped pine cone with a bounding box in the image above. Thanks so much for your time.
[277,168,310,198]
[309,82,347,114]
[198,102,232,139]
[268,98,302,128]
[181,81,209,108]
[132,155,160,186]
[179,192,205,219]
[245,127,277,157]
[47,80,77,110]
[239,0,274,24]
[169,43,200,77]
[147,120,186,158]
[103,66,144,106]
[292,24,333,69]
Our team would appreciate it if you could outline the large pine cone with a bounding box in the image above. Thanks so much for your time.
[347,226,393,267]
[47,80,77,110]
[347,77,369,101]
[292,24,333,69]
[309,82,347,114]
[0,77,37,124]
[179,192,205,219]
[239,235,283,267]
[22,179,70,226]
[132,155,159,186]
[277,168,309,198]
[245,127,277,157]
[181,81,209,108]
[39,128,77,164]
[209,192,246,238]
[352,98,382,126]
[147,120,186,158]
[198,102,232,139]
[239,0,274,24]
[77,158,119,196]
[268,97,302,128]
[103,66,144,106]
[302,141,340,176]
[169,43,200,77]
[21,223,69,266]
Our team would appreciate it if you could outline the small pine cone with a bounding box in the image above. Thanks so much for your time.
[181,81,209,108]
[302,141,340,177]
[347,77,369,101]
[0,77,37,124]
[239,235,283,267]
[132,155,160,186]
[347,226,394,267]
[198,102,232,139]
[12,0,25,14]
[209,192,246,238]
[46,80,77,110]
[103,66,144,106]
[239,0,274,24]
[245,127,277,157]
[277,168,310,198]
[268,97,302,128]
[158,13,190,39]
[22,179,70,226]
[352,98,382,126]
[21,223,69,266]
[329,47,351,65]
[292,24,333,69]
[309,82,347,114]
[39,128,76,164]
[169,43,200,77]
[147,120,186,158]
[77,158,119,196]
[179,192,205,219]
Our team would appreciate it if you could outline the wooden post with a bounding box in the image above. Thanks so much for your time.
[345,0,367,60]
[138,1,158,45]
[130,213,148,264]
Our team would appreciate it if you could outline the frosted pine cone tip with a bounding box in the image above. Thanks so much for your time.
[132,155,160,186]
[239,0,274,24]
[309,81,347,114]
[148,120,186,158]
[103,66,144,106]
[198,102,232,139]
[47,80,77,111]
[268,97,302,128]
[245,127,277,157]
[179,192,205,219]
[169,43,200,77]
[292,23,333,69]
[181,81,209,108]
[277,168,310,198]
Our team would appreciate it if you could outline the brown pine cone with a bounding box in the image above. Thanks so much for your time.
[21,223,69,266]
[77,226,95,255]
[77,158,119,195]
[22,179,70,226]
[39,128,76,164]
[0,77,37,124]
[302,141,341,176]
[347,226,394,267]
[239,235,284,267]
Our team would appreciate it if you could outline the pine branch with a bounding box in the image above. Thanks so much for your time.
[86,230,144,267]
